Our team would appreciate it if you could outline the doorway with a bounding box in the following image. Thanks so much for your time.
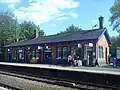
[44,49,52,64]
[87,50,93,66]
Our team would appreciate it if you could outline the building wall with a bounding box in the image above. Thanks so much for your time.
[50,42,96,64]
[96,34,109,64]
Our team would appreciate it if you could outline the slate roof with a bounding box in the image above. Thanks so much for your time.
[4,28,111,47]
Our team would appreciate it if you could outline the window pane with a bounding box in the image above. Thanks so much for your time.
[99,46,101,58]
[57,47,62,58]
[102,47,104,58]
[63,47,68,59]
[71,46,76,55]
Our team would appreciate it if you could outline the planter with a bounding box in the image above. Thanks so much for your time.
[30,59,38,64]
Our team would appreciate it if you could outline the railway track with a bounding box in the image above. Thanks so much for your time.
[0,70,118,90]
[0,82,21,90]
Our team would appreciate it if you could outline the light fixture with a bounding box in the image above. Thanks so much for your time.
[8,49,10,52]
[28,47,30,50]
[46,46,49,49]
[38,46,42,50]
[19,49,22,52]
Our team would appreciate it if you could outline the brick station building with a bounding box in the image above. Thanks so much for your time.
[4,16,112,66]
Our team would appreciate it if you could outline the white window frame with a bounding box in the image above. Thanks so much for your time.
[57,47,62,58]
[63,47,68,59]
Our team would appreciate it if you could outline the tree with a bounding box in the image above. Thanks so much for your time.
[57,24,82,34]
[0,11,45,45]
[109,0,120,34]
[0,11,18,45]
[19,21,45,40]
[110,35,120,54]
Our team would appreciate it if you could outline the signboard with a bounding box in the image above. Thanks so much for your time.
[89,43,93,47]
[78,44,82,48]
[116,47,120,59]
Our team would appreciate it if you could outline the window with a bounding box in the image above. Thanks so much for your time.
[36,49,40,59]
[29,46,37,59]
[63,47,68,59]
[57,47,62,59]
[70,46,76,55]
[18,49,24,60]
[102,47,104,58]
[13,49,17,60]
[84,45,88,59]
[32,49,36,58]
[98,46,103,58]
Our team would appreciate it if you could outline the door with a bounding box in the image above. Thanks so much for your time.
[44,51,52,64]
[87,51,93,66]
[8,52,12,62]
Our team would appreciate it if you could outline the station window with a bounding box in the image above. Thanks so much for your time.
[70,46,76,55]
[63,47,68,60]
[36,49,40,59]
[18,49,24,60]
[57,47,62,59]
[13,49,17,60]
[98,46,103,58]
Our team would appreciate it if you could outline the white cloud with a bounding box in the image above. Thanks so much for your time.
[8,4,15,9]
[57,17,70,20]
[48,24,57,27]
[57,12,78,20]
[0,0,20,4]
[69,12,78,18]
[10,0,80,25]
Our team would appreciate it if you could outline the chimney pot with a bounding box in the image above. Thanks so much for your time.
[99,16,104,29]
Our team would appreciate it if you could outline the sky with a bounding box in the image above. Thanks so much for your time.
[0,0,119,37]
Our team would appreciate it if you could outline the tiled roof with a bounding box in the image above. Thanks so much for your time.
[4,28,108,47]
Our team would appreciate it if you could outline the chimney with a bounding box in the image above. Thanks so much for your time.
[98,16,104,29]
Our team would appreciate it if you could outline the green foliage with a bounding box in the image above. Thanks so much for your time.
[57,24,82,34]
[109,0,120,34]
[0,11,45,45]
[110,35,120,54]
[0,11,17,44]
[19,21,45,40]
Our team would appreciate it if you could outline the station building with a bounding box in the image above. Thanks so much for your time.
[4,16,112,66]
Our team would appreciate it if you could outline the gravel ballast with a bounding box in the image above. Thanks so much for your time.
[0,74,78,90]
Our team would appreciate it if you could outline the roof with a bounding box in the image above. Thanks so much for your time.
[4,28,111,47]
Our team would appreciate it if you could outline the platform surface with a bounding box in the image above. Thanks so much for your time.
[0,62,120,75]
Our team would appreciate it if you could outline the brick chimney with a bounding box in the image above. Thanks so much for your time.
[98,16,104,29]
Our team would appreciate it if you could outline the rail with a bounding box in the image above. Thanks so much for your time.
[0,70,119,90]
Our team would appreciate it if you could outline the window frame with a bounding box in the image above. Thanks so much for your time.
[57,47,62,59]
[63,46,68,59]
[98,46,104,59]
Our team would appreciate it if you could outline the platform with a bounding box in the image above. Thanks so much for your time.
[0,62,120,75]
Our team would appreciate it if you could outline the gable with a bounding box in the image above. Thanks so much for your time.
[97,34,109,47]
